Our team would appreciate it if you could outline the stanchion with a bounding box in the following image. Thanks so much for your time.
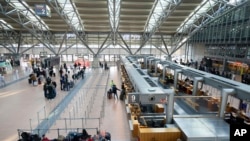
[57,128,60,138]
[76,101,78,115]
[85,111,87,124]
[44,106,46,119]
[73,106,76,118]
[37,112,40,125]
[69,111,71,126]
[81,118,84,128]
[64,118,67,133]
[29,118,32,132]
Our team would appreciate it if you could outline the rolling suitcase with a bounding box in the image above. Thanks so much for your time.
[38,78,42,85]
[107,89,112,99]
[28,78,32,84]
[33,81,38,86]
[69,81,74,88]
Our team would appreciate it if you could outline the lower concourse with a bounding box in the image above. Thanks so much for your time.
[0,65,134,141]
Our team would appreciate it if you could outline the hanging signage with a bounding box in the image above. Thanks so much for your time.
[35,4,51,17]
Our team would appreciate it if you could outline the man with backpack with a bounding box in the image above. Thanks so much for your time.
[112,84,120,100]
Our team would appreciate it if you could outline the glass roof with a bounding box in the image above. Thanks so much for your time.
[176,0,245,33]
[176,0,217,33]
[57,0,83,31]
[108,0,121,32]
[9,0,49,31]
[145,0,170,32]
[0,19,13,30]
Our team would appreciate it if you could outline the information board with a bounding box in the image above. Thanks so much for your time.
[35,4,51,17]
[128,93,168,104]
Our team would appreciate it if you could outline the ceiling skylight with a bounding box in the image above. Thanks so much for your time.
[108,0,121,32]
[176,0,217,33]
[145,0,170,32]
[0,19,13,30]
[57,0,83,31]
[9,0,49,31]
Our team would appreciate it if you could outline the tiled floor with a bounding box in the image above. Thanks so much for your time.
[0,65,135,141]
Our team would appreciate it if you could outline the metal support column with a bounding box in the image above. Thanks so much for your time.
[167,89,175,124]
[154,60,160,76]
[174,69,182,89]
[192,77,204,96]
[145,56,154,70]
[162,64,169,80]
[222,58,227,72]
[219,88,235,118]
[148,58,154,70]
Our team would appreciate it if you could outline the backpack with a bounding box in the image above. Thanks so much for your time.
[112,85,116,93]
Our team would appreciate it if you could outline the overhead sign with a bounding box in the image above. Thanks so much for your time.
[35,4,51,17]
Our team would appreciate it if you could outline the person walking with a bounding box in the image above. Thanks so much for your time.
[112,84,120,100]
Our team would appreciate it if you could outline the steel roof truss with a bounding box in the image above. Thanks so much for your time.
[161,35,169,55]
[46,0,95,54]
[0,2,57,54]
[96,33,111,56]
[118,33,133,55]
[20,42,40,55]
[58,31,68,55]
[59,43,77,54]
[135,0,182,54]
[0,44,15,53]
[170,1,241,55]
[151,43,168,55]
[98,42,112,55]
[117,43,131,54]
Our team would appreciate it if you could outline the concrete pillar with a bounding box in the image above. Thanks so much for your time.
[174,69,182,89]
[166,55,172,61]
[192,77,203,96]
[92,56,99,68]
[219,88,235,118]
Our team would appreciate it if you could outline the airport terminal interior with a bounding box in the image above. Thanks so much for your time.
[0,0,250,141]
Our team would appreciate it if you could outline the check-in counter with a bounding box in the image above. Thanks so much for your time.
[138,127,181,141]
[154,104,164,113]
[177,80,193,95]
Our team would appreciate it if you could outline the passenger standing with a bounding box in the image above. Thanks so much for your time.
[120,82,126,100]
[110,80,114,87]
[81,68,85,79]
[41,134,50,141]
[59,67,63,77]
[64,73,69,91]
[60,75,65,90]
[0,74,6,87]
